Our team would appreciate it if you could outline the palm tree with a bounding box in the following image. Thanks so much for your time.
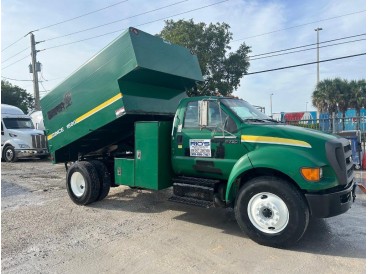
[312,79,340,131]
[335,78,351,131]
[349,79,366,130]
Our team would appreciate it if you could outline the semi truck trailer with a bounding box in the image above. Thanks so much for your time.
[41,27,356,247]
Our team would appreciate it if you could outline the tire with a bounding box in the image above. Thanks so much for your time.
[3,146,18,162]
[90,160,111,201]
[66,161,101,205]
[235,176,309,247]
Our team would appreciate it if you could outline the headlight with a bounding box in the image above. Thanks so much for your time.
[9,133,17,137]
[300,167,322,181]
[19,144,30,149]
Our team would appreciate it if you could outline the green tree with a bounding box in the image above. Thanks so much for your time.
[334,78,350,130]
[312,79,340,130]
[312,78,366,131]
[312,79,339,114]
[159,19,251,96]
[349,79,366,130]
[1,80,34,113]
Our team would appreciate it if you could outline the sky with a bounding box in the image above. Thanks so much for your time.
[1,0,366,115]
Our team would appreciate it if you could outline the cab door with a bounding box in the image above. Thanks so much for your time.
[173,99,245,180]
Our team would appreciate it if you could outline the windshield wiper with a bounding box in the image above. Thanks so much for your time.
[263,118,281,123]
[244,118,269,123]
[244,118,280,123]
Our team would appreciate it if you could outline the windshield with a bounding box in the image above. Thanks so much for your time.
[3,118,34,129]
[221,99,271,121]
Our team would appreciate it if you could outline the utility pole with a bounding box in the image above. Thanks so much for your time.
[314,27,323,86]
[270,93,274,118]
[30,32,40,110]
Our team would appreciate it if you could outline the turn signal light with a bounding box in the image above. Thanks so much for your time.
[301,168,322,181]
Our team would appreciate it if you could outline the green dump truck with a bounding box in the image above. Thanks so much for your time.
[41,27,356,247]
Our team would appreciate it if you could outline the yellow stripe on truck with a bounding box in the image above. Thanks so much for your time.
[47,93,123,141]
[75,93,123,123]
[241,135,312,148]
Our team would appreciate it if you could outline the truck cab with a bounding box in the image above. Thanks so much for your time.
[1,104,49,162]
[168,96,355,246]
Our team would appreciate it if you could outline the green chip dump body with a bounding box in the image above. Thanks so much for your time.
[41,27,203,163]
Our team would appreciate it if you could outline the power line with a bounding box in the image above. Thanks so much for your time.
[40,80,49,93]
[40,0,229,51]
[2,76,33,82]
[233,10,366,42]
[1,46,30,64]
[246,53,366,75]
[2,55,30,70]
[249,38,365,61]
[1,76,45,82]
[1,36,26,53]
[33,0,129,32]
[2,1,129,52]
[44,0,189,42]
[249,33,366,58]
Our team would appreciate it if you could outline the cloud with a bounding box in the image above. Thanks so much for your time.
[1,0,365,113]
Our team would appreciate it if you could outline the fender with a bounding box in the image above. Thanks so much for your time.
[2,138,26,150]
[225,146,328,203]
[225,154,253,202]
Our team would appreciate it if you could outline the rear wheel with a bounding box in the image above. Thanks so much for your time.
[3,146,17,162]
[66,161,100,205]
[235,176,309,247]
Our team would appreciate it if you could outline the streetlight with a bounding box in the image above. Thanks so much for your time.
[306,102,308,112]
[270,93,274,118]
[314,27,323,85]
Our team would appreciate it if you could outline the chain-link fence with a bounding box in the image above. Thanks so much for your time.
[284,116,366,139]
[284,116,366,169]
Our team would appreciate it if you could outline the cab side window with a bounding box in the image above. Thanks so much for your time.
[208,101,222,127]
[183,101,199,128]
[183,100,237,132]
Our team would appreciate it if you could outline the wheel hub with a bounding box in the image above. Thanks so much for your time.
[6,149,13,160]
[70,172,86,197]
[262,207,273,218]
[247,192,289,234]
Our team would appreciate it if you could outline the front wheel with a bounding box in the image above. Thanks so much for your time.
[3,146,17,162]
[235,176,309,247]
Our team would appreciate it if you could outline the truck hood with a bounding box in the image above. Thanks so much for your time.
[239,124,340,151]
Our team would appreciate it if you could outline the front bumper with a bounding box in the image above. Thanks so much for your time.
[15,149,49,158]
[305,181,355,218]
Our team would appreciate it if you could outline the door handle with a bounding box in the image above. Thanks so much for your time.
[177,135,183,145]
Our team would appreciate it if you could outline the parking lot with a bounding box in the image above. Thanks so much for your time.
[1,160,366,274]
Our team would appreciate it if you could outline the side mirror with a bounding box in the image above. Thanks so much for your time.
[199,100,208,127]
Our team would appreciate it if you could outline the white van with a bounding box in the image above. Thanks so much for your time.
[1,104,49,162]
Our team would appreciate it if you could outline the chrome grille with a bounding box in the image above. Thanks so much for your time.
[32,134,47,149]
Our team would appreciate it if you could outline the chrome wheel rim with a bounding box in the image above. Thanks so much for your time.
[247,192,289,234]
[5,149,13,161]
[70,172,86,197]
